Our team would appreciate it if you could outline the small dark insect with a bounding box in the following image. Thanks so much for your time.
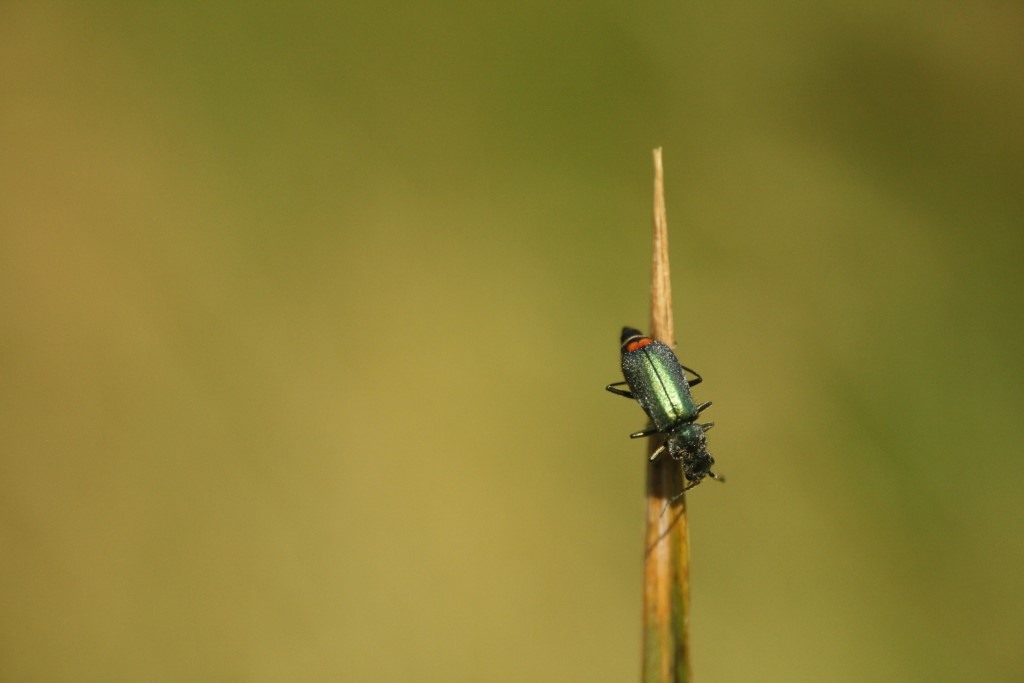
[606,327,723,494]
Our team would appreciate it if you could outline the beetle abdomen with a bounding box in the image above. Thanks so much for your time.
[620,336,698,430]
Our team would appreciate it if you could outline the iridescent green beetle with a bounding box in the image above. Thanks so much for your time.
[606,326,722,492]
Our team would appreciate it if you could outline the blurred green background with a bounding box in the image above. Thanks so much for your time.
[2,2,1022,681]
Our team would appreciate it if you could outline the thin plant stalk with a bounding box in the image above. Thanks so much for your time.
[641,147,691,683]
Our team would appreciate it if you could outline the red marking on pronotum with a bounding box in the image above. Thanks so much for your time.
[625,337,654,353]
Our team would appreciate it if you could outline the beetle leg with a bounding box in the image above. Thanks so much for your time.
[605,381,635,399]
[680,364,703,387]
[630,426,661,439]
[696,401,713,414]
[649,442,667,461]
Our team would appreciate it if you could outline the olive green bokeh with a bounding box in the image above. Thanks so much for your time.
[2,2,1022,681]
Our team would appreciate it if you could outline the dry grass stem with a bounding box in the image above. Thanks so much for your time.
[641,147,691,683]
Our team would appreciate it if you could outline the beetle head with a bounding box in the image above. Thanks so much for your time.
[669,423,721,488]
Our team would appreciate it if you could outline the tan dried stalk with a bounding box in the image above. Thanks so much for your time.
[641,147,691,683]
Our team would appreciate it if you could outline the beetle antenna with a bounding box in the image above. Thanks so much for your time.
[659,479,699,516]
